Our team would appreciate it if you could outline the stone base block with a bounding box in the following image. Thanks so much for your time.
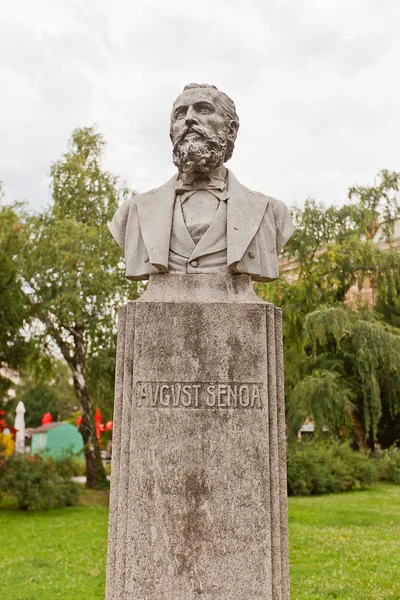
[106,274,289,600]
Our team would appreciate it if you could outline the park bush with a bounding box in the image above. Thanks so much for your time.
[286,441,380,496]
[376,445,400,484]
[0,454,81,510]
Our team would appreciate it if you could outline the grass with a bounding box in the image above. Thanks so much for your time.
[0,484,399,599]
[289,484,400,600]
[0,489,109,600]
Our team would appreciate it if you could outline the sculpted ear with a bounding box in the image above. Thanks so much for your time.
[228,119,238,140]
[274,202,294,255]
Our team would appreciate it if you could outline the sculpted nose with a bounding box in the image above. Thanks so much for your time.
[185,107,198,128]
[185,117,197,127]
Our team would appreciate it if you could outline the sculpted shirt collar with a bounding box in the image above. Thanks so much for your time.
[175,166,229,202]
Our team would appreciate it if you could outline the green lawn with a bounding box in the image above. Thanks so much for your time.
[289,484,400,600]
[0,485,399,600]
[0,490,109,600]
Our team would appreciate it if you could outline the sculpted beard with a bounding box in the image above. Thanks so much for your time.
[172,125,228,174]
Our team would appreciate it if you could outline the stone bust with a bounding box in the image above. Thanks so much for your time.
[109,83,294,282]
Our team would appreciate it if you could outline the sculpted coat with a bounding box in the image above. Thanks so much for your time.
[109,169,293,283]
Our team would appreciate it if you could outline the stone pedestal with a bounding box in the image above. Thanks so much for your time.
[106,274,290,600]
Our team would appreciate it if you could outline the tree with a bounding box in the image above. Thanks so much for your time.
[0,189,29,398]
[291,307,400,445]
[8,360,78,428]
[86,345,117,423]
[18,127,137,487]
[257,170,400,447]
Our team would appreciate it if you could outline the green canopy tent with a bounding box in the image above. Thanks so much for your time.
[29,422,84,460]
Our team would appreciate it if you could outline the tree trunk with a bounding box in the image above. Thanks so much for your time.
[71,325,108,489]
[350,412,368,451]
[71,366,107,488]
[43,313,108,489]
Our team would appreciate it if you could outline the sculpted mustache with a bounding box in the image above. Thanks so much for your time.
[174,125,215,147]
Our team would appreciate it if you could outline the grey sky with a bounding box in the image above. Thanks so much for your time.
[1,0,399,212]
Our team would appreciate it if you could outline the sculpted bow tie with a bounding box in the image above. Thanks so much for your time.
[175,176,226,195]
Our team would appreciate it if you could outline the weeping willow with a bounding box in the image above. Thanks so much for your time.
[286,369,354,438]
[301,306,400,440]
[257,170,400,444]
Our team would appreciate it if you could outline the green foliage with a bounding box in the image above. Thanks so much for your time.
[19,125,136,376]
[8,361,77,427]
[51,128,117,226]
[14,381,57,428]
[12,125,139,487]
[303,307,400,439]
[348,169,400,241]
[376,445,400,484]
[287,441,379,496]
[0,454,80,510]
[0,191,29,395]
[287,170,400,299]
[279,303,400,442]
[287,370,353,437]
[87,346,117,422]
[258,170,400,444]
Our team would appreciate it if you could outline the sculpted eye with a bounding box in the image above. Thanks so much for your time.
[198,104,213,115]
[174,107,187,120]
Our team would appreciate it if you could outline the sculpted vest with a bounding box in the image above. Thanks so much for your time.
[109,169,294,282]
[168,196,228,274]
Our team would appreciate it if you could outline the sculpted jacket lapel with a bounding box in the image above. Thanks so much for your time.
[190,200,227,260]
[135,170,268,272]
[226,170,269,267]
[135,175,177,271]
[170,199,196,257]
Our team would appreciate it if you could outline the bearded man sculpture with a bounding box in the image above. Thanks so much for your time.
[106,84,293,600]
[109,83,293,280]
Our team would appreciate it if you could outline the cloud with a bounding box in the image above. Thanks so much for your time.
[0,0,399,212]
[253,0,397,74]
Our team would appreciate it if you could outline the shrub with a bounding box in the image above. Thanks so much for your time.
[54,451,86,477]
[286,440,379,496]
[376,445,400,484]
[0,454,81,510]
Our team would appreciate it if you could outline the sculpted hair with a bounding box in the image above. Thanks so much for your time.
[172,83,240,162]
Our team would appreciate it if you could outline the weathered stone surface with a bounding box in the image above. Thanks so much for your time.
[106,274,289,599]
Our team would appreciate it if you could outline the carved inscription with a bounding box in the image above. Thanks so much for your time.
[135,382,264,409]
